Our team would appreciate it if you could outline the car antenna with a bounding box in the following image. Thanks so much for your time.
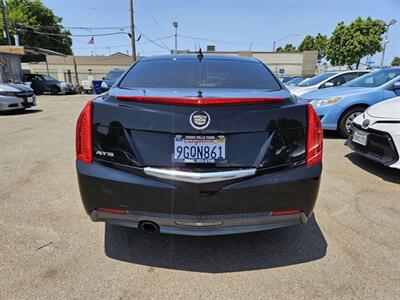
[197,48,204,62]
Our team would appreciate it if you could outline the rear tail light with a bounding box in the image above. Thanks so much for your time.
[97,208,127,214]
[272,210,302,216]
[306,104,323,167]
[116,95,285,106]
[76,101,93,164]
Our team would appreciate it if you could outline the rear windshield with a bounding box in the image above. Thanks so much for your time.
[119,59,281,89]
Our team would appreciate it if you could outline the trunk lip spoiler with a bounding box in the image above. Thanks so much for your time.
[115,95,285,106]
[143,167,257,183]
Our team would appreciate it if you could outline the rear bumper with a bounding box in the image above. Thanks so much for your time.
[77,161,321,235]
[91,209,308,236]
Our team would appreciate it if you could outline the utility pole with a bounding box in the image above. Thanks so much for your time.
[129,0,137,62]
[0,0,11,45]
[173,21,178,54]
[380,19,397,68]
[73,56,79,88]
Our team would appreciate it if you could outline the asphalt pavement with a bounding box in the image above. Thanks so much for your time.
[0,95,399,299]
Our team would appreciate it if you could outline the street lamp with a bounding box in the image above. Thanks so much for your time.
[272,34,300,52]
[380,19,397,68]
[173,21,178,54]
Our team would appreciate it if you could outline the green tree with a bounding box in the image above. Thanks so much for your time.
[276,43,297,52]
[298,35,315,52]
[391,56,400,66]
[298,34,328,61]
[326,17,385,69]
[314,33,328,61]
[0,0,72,54]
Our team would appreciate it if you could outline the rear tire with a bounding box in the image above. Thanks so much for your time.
[338,106,366,138]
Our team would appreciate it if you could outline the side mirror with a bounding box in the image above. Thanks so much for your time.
[322,82,334,88]
[391,82,400,91]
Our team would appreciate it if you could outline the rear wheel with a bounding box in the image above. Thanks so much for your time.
[338,106,366,138]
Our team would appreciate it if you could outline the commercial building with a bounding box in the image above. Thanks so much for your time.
[25,53,133,85]
[0,46,65,83]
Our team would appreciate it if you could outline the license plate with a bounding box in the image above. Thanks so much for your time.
[27,97,33,103]
[353,129,368,146]
[174,135,226,163]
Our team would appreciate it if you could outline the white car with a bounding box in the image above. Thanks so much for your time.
[288,70,370,97]
[0,83,36,112]
[346,95,400,169]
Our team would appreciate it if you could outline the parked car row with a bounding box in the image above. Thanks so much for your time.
[285,68,400,170]
[288,70,371,96]
[22,74,75,95]
[0,73,77,112]
[284,69,400,137]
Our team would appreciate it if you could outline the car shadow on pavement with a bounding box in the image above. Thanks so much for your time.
[0,109,42,116]
[104,215,327,273]
[323,130,340,139]
[345,152,400,184]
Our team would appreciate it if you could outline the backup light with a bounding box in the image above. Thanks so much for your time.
[306,104,323,167]
[76,101,93,164]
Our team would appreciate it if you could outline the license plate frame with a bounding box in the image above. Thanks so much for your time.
[173,135,226,164]
[352,129,368,146]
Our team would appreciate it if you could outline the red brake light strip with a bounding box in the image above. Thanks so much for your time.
[116,95,285,106]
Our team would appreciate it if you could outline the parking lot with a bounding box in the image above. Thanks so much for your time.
[0,95,399,299]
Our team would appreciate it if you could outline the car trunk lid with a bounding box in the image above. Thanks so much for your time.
[92,88,308,169]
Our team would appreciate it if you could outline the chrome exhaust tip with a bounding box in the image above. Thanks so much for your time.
[139,221,159,234]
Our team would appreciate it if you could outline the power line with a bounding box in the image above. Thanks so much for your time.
[13,22,130,31]
[72,36,173,50]
[137,0,166,33]
[16,26,128,37]
[14,22,172,52]
[132,9,170,49]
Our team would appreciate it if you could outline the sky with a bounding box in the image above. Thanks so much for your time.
[42,0,400,65]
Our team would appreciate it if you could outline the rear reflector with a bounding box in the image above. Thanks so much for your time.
[272,210,301,216]
[76,101,93,164]
[306,104,323,167]
[116,95,285,106]
[97,208,127,214]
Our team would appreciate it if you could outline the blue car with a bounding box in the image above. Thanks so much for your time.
[300,68,400,137]
[101,69,126,92]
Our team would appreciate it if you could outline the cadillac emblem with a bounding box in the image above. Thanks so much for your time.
[190,111,210,130]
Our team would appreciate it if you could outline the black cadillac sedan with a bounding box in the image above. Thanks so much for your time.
[76,54,323,236]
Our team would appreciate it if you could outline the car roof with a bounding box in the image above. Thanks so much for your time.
[333,70,370,74]
[140,54,260,63]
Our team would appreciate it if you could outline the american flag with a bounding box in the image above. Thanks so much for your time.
[88,36,95,45]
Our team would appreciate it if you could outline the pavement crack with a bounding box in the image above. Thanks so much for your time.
[36,241,53,251]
